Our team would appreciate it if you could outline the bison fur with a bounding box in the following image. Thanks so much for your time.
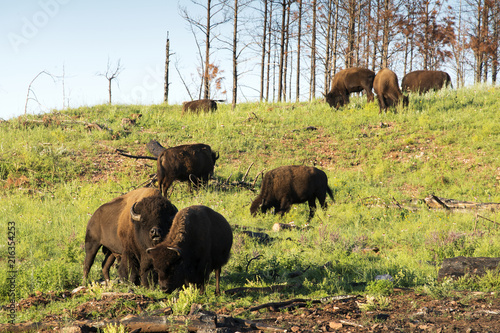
[117,194,178,287]
[373,68,408,113]
[83,188,175,284]
[250,165,334,221]
[146,205,233,294]
[401,70,452,94]
[157,143,218,196]
[325,67,375,108]
[182,99,222,114]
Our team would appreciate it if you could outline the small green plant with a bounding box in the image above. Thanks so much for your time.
[365,279,394,296]
[101,323,126,333]
[166,285,203,315]
[357,295,391,312]
[420,278,454,299]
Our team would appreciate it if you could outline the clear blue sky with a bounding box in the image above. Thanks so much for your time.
[1,0,231,120]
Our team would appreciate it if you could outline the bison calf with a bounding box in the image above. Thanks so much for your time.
[146,205,233,294]
[182,99,221,114]
[373,68,408,114]
[401,70,452,94]
[325,67,375,108]
[250,165,334,221]
[157,143,219,196]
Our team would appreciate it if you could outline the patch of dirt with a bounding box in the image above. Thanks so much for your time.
[2,289,500,332]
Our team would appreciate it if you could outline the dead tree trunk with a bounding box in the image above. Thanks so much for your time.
[164,33,170,103]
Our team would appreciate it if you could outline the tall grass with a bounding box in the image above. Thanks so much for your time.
[0,85,499,321]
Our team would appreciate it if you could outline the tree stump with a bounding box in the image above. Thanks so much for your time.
[146,139,167,158]
[438,256,500,280]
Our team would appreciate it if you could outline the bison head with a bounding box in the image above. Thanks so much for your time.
[130,195,178,248]
[146,244,184,292]
[324,91,344,109]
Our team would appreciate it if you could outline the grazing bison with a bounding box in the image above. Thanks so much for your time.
[146,205,233,294]
[250,165,334,221]
[83,188,178,286]
[157,143,219,196]
[182,99,223,114]
[401,70,452,94]
[373,68,409,113]
[325,67,375,108]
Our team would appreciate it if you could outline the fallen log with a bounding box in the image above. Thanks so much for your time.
[224,283,300,296]
[115,148,156,160]
[0,312,287,333]
[438,256,500,280]
[249,298,315,312]
[362,195,500,213]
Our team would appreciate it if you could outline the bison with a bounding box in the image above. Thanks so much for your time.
[250,165,334,221]
[118,194,179,287]
[182,99,223,114]
[83,188,178,286]
[157,143,219,196]
[325,67,375,108]
[401,70,452,94]
[373,68,409,113]
[146,205,233,294]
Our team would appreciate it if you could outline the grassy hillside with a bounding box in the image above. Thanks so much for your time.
[1,85,499,322]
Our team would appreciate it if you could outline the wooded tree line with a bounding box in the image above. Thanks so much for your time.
[174,0,499,105]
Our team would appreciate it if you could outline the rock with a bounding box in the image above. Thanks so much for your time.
[375,274,394,282]
[329,322,343,330]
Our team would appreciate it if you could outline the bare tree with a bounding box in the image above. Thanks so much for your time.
[260,0,269,101]
[310,0,317,99]
[277,0,288,101]
[180,0,229,99]
[98,58,123,104]
[295,0,303,101]
[164,32,173,103]
[24,71,57,115]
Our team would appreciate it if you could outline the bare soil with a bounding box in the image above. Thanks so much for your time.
[2,288,500,332]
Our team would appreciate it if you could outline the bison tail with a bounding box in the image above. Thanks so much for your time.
[326,186,334,202]
[250,195,263,216]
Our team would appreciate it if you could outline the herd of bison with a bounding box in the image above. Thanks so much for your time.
[83,68,453,294]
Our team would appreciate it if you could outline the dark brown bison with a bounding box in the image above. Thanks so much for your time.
[325,67,375,108]
[401,70,452,94]
[83,188,178,286]
[182,99,223,114]
[373,68,409,113]
[146,205,233,294]
[118,194,179,287]
[157,143,218,196]
[250,165,334,221]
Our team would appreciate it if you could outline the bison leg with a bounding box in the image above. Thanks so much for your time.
[101,247,116,282]
[307,198,318,221]
[366,89,374,103]
[214,268,221,295]
[160,178,173,197]
[83,241,102,283]
[139,258,157,288]
[119,252,140,285]
[277,199,292,216]
[377,95,386,114]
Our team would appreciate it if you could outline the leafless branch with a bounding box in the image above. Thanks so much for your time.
[24,71,57,116]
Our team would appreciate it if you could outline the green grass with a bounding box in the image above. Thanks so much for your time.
[0,84,499,322]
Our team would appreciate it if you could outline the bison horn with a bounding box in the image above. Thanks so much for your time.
[146,247,155,254]
[130,203,141,222]
[167,246,182,257]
